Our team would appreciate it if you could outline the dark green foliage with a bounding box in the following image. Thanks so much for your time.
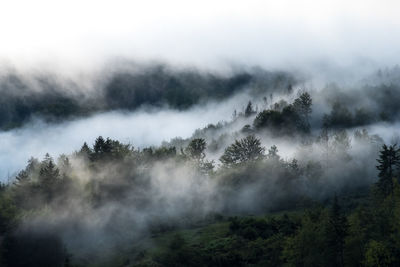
[104,68,253,110]
[282,208,328,266]
[91,136,132,161]
[13,170,29,186]
[2,133,400,267]
[354,108,373,126]
[78,142,92,159]
[293,92,312,133]
[323,102,354,129]
[185,138,206,160]
[229,216,298,240]
[0,74,85,130]
[253,93,312,135]
[2,230,66,267]
[38,154,60,202]
[0,189,17,235]
[93,136,110,155]
[253,109,285,129]
[154,234,205,267]
[325,195,348,267]
[3,60,400,267]
[143,146,177,161]
[376,144,400,197]
[220,135,265,167]
[0,66,298,130]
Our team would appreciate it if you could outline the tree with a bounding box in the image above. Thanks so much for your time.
[253,110,283,130]
[245,101,256,117]
[93,136,111,154]
[364,240,393,267]
[325,195,348,267]
[92,136,114,160]
[14,170,29,186]
[267,145,280,161]
[39,154,60,201]
[282,208,326,266]
[220,135,265,167]
[323,102,353,129]
[57,154,72,181]
[293,92,312,133]
[253,101,304,135]
[376,144,400,197]
[185,138,206,160]
[78,142,92,159]
[332,130,351,160]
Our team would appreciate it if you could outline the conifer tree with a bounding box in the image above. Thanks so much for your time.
[185,138,206,161]
[39,154,60,201]
[293,92,312,133]
[326,195,348,267]
[376,144,400,197]
[244,101,255,117]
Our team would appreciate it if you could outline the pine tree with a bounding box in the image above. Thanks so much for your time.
[376,144,400,197]
[93,136,106,154]
[293,92,312,133]
[185,138,206,161]
[79,142,92,159]
[39,154,60,201]
[244,101,255,117]
[14,170,29,187]
[267,145,280,160]
[326,195,348,267]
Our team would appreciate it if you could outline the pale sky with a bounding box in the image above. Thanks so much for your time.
[0,0,399,72]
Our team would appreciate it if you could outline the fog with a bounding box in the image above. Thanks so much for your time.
[0,0,399,77]
[2,1,400,266]
[0,91,251,180]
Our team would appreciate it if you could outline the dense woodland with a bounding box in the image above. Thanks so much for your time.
[1,66,400,266]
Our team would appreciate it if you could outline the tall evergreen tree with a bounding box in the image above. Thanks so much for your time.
[293,92,312,132]
[376,144,400,197]
[326,195,348,267]
[39,154,60,201]
[14,170,29,186]
[93,136,106,154]
[78,142,92,159]
[244,101,256,117]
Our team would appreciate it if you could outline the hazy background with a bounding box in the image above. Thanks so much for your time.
[1,0,400,180]
[0,0,399,76]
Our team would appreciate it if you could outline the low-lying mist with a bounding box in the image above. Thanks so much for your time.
[2,61,400,266]
[0,91,251,180]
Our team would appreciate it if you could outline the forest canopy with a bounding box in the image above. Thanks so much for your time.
[0,65,400,266]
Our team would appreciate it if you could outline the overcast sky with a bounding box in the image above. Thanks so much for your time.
[0,0,399,73]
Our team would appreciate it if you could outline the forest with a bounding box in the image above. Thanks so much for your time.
[1,64,400,267]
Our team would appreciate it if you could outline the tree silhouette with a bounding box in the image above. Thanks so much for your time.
[376,144,400,197]
[39,154,60,201]
[220,135,265,166]
[293,92,312,133]
[185,138,206,160]
[245,101,256,117]
[326,195,347,267]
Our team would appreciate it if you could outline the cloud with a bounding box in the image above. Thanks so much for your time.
[0,92,251,180]
[0,0,399,74]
